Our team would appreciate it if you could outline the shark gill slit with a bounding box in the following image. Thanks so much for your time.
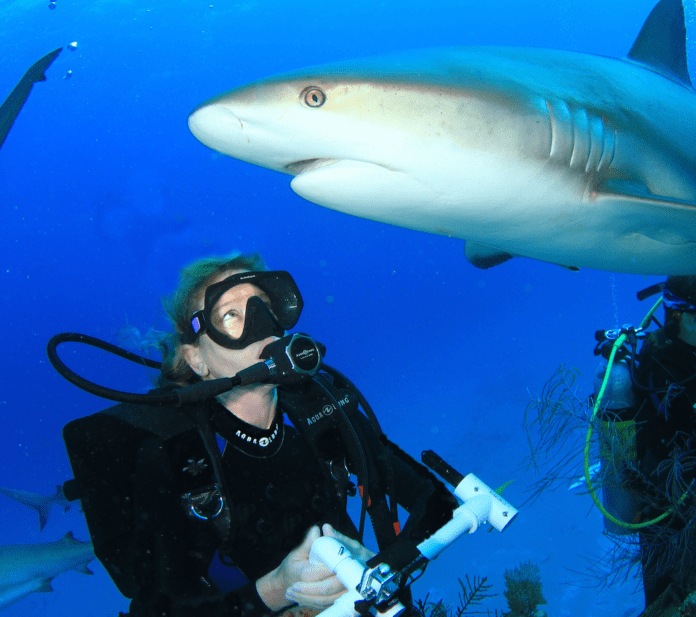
[546,99,574,166]
[585,114,604,174]
[547,100,616,176]
[597,121,616,173]
[569,107,591,170]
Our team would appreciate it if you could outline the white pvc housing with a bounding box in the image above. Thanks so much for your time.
[418,473,518,560]
[310,537,405,617]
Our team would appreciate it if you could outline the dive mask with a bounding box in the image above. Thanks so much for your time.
[183,271,303,349]
[637,281,696,313]
[663,287,696,313]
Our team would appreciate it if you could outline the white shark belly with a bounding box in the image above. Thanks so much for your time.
[289,153,696,273]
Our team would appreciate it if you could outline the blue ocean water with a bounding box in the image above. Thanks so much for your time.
[1,0,694,615]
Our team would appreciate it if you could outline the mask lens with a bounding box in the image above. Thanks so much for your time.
[212,307,245,340]
[198,271,302,349]
[210,289,268,342]
[664,288,696,312]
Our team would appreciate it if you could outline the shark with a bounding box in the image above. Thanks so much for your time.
[188,0,696,275]
[0,532,94,610]
[0,47,61,150]
[0,485,72,531]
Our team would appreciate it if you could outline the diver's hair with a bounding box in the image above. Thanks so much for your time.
[156,252,267,387]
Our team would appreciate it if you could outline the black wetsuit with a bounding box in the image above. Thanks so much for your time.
[64,385,457,617]
[633,331,696,605]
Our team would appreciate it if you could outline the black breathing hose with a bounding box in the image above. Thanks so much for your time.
[47,332,175,405]
[46,332,242,406]
[48,331,378,538]
[47,332,326,406]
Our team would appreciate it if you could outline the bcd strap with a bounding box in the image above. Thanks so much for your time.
[279,378,400,549]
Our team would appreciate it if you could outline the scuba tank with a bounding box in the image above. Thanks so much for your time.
[593,349,642,534]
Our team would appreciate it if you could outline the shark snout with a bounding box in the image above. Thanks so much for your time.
[188,104,245,156]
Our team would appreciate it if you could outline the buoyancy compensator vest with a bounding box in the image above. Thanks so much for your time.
[61,367,403,597]
[63,401,234,598]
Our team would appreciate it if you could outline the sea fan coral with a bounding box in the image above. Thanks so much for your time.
[502,562,546,617]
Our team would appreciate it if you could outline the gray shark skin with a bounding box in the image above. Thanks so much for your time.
[0,485,71,531]
[0,532,94,610]
[188,0,696,275]
[0,47,62,150]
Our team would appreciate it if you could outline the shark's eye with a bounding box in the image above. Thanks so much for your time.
[301,87,325,108]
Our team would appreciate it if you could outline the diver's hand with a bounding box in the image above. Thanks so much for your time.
[257,526,345,611]
[284,524,378,609]
[321,524,376,566]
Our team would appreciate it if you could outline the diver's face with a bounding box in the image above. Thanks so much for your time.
[183,274,277,380]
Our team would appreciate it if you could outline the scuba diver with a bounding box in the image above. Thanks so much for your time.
[57,252,458,617]
[631,275,696,606]
[591,275,696,610]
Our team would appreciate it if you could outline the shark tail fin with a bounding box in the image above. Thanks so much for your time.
[0,486,52,530]
[628,0,692,88]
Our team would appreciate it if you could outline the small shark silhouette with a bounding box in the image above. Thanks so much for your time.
[0,47,61,150]
[0,532,94,610]
[0,485,71,530]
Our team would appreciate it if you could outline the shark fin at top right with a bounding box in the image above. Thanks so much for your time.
[627,0,692,87]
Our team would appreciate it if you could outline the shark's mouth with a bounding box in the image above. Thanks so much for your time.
[285,158,340,176]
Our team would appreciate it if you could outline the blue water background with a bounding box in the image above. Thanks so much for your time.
[1,0,694,614]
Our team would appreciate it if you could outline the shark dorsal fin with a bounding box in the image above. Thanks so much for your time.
[627,0,692,88]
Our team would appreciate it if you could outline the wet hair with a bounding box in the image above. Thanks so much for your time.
[156,252,267,387]
[664,276,696,340]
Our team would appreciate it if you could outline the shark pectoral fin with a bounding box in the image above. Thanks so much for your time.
[597,179,696,245]
[37,507,49,531]
[290,160,438,214]
[600,178,696,208]
[464,241,515,269]
[53,484,71,513]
